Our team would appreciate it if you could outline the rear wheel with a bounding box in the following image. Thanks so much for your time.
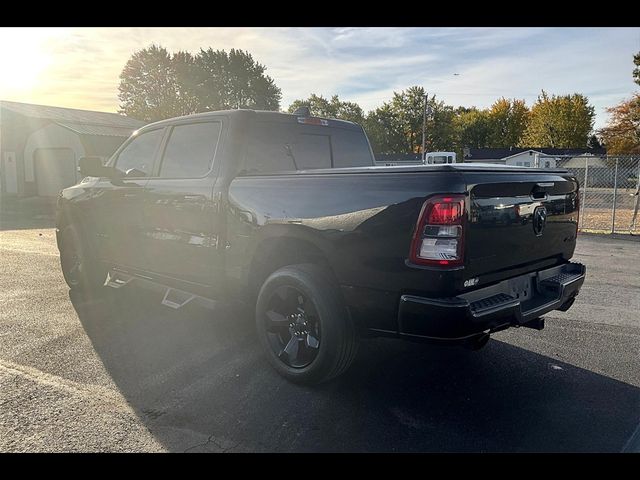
[255,264,359,385]
[59,225,105,292]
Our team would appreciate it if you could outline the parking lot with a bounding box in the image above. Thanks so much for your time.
[1,202,639,452]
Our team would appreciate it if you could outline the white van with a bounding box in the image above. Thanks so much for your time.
[425,152,456,165]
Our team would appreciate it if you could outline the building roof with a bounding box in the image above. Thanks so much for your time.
[0,100,145,136]
[464,147,606,161]
[56,122,139,137]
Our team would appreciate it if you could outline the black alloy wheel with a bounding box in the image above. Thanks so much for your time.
[263,285,321,368]
[255,264,359,384]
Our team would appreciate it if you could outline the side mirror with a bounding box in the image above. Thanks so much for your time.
[79,156,121,179]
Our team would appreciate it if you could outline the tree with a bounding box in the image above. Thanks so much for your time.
[364,104,406,154]
[634,51,640,87]
[520,91,595,148]
[118,45,186,122]
[423,94,456,153]
[195,48,281,111]
[363,87,455,155]
[287,94,365,124]
[171,50,202,116]
[598,93,640,154]
[118,45,282,122]
[588,134,603,149]
[452,107,491,152]
[487,98,529,148]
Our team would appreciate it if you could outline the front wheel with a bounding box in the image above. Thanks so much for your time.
[255,264,359,385]
[58,225,105,292]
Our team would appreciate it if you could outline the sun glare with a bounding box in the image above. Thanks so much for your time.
[0,28,70,98]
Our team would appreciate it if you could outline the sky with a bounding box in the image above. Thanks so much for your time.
[0,27,638,129]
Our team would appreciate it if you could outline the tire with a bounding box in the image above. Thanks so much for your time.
[255,263,359,385]
[58,224,106,292]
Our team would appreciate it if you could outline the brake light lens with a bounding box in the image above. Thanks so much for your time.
[428,199,463,224]
[409,194,466,267]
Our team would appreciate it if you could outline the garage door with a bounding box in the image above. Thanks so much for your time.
[34,148,77,197]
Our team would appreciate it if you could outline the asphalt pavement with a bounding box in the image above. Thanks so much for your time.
[1,204,638,452]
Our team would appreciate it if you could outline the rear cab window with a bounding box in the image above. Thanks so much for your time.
[244,117,374,174]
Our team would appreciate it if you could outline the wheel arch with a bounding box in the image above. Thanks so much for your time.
[247,226,339,301]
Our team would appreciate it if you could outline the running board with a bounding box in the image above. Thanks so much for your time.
[104,267,203,310]
[161,288,197,309]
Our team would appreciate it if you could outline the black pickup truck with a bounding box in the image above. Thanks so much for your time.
[56,109,586,384]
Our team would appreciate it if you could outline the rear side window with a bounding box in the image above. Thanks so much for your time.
[159,122,221,178]
[115,128,164,177]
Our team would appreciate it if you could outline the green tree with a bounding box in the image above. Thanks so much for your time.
[588,134,603,149]
[633,51,640,87]
[364,104,406,154]
[118,44,186,122]
[287,94,365,124]
[389,86,427,153]
[171,50,202,116]
[423,94,456,153]
[363,87,455,155]
[194,48,281,111]
[118,45,281,122]
[487,98,529,147]
[520,91,595,148]
[598,93,640,154]
[452,107,492,155]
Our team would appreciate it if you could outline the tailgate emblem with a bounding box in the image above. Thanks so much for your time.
[533,206,547,236]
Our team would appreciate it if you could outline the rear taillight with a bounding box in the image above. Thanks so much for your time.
[409,194,466,267]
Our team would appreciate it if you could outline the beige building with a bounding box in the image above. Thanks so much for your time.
[1,100,144,197]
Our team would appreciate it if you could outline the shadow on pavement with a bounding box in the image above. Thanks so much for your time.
[69,286,639,452]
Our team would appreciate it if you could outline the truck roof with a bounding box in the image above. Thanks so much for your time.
[136,109,363,133]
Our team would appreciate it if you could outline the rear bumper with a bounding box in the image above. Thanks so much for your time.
[397,262,586,341]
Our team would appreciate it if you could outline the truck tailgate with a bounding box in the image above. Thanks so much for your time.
[463,170,580,283]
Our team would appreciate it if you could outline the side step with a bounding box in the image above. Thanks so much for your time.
[104,268,203,310]
[104,270,135,289]
[161,288,197,309]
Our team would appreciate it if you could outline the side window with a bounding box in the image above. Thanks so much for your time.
[159,122,222,178]
[293,134,331,169]
[114,129,164,177]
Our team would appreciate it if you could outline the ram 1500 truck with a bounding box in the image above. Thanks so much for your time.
[56,109,586,384]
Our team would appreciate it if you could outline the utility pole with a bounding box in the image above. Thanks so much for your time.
[421,93,428,164]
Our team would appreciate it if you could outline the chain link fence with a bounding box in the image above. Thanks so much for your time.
[545,155,640,234]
